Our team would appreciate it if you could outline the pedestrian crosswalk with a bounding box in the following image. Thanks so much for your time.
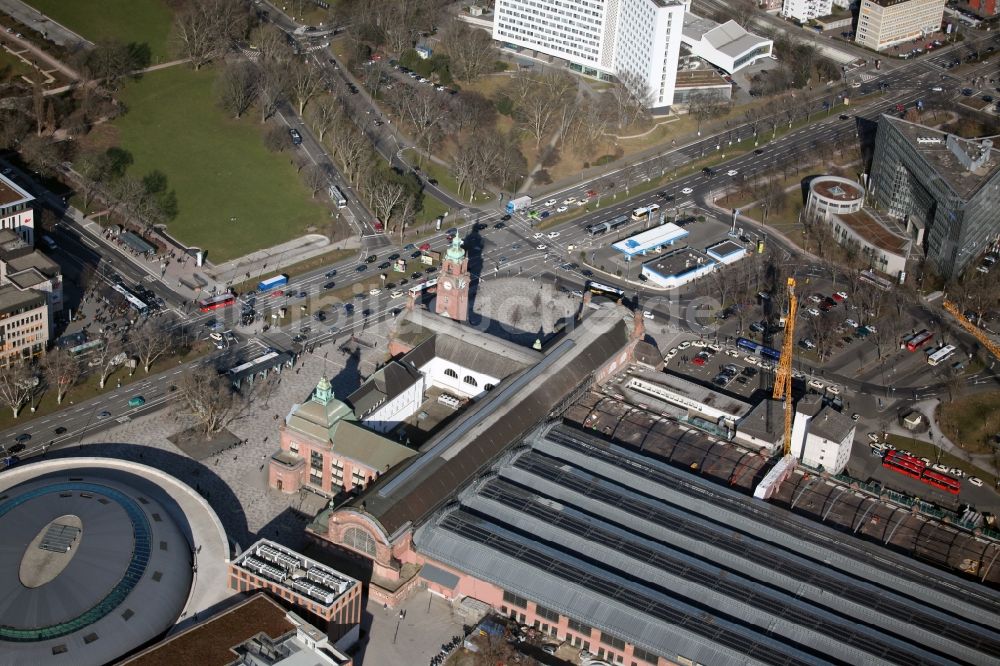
[857,72,879,83]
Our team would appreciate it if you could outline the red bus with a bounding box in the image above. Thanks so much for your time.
[883,450,926,479]
[921,469,960,495]
[198,293,236,313]
[906,330,934,352]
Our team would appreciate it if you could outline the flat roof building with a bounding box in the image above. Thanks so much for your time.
[680,15,773,73]
[782,0,834,22]
[868,115,1000,277]
[229,540,361,641]
[493,0,688,109]
[856,0,946,51]
[121,593,353,666]
[641,246,716,288]
[0,172,35,245]
[611,222,689,257]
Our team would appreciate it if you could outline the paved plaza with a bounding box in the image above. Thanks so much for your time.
[357,590,470,666]
[46,324,400,552]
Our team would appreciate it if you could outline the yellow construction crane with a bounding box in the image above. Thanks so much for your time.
[773,277,797,456]
[942,300,1000,361]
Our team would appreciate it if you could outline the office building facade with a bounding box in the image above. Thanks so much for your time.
[493,0,687,109]
[855,0,946,51]
[868,115,1000,278]
[0,173,34,246]
[781,0,834,23]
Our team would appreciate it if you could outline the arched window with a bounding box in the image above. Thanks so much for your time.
[343,526,377,557]
[444,368,459,379]
[484,383,495,391]
[464,375,478,387]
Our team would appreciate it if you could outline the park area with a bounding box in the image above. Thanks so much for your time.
[26,0,174,62]
[112,65,328,263]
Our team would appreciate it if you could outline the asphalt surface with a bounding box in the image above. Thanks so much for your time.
[3,28,1000,463]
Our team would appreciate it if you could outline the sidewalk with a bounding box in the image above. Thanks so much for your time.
[204,233,361,288]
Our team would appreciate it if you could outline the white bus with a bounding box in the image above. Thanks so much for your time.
[630,204,660,222]
[328,185,348,208]
[927,345,956,366]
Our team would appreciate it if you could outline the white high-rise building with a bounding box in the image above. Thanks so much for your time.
[781,0,834,22]
[493,0,688,109]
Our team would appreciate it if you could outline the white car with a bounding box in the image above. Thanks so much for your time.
[969,476,984,487]
[932,463,949,472]
[562,197,577,204]
[681,187,693,194]
[544,199,557,206]
[867,432,881,443]
[725,348,740,357]
[556,205,569,213]
[808,294,822,303]
[665,349,678,359]
[845,318,858,328]
[678,340,692,349]
[369,288,382,295]
[949,467,966,478]
[536,244,547,250]
[826,384,841,395]
[692,340,708,348]
[547,231,560,238]
[835,291,848,300]
[533,232,545,239]
[931,85,944,92]
[808,379,825,392]
[866,324,878,333]
[209,332,223,341]
[706,343,721,353]
[726,169,738,176]
[806,307,821,317]
[744,355,758,365]
[642,310,654,319]
[390,290,404,298]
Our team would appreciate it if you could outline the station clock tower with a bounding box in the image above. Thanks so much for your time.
[435,233,470,321]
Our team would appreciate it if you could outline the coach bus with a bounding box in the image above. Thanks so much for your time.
[630,204,660,223]
[927,344,956,366]
[905,329,934,352]
[198,293,236,313]
[111,283,148,315]
[258,274,289,293]
[586,215,630,238]
[69,339,105,357]
[736,337,781,361]
[586,280,625,300]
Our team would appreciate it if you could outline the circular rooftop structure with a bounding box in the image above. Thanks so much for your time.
[0,461,224,666]
[806,175,865,220]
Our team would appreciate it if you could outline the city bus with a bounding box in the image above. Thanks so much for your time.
[198,293,237,313]
[111,283,148,315]
[630,204,660,223]
[586,215,630,238]
[921,469,961,494]
[586,280,625,300]
[69,339,105,357]
[927,344,956,366]
[736,337,781,361]
[906,329,934,352]
[328,185,347,208]
[258,274,289,293]
[882,450,925,479]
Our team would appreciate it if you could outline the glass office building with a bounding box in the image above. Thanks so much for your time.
[869,115,1000,278]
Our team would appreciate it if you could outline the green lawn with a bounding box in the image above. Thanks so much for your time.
[114,66,328,262]
[27,0,174,63]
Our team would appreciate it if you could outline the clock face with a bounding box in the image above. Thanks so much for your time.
[442,280,453,290]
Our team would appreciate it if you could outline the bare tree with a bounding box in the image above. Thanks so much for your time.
[367,178,407,226]
[439,19,497,82]
[302,163,330,198]
[92,336,126,389]
[175,365,252,435]
[173,0,249,70]
[305,95,342,142]
[609,69,652,127]
[257,59,288,123]
[128,319,176,373]
[217,60,259,119]
[0,361,37,418]
[808,314,840,362]
[19,135,63,177]
[326,117,373,184]
[250,22,291,63]
[289,58,325,115]
[42,348,82,405]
